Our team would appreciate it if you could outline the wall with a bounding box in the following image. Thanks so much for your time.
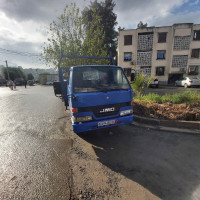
[118,23,200,84]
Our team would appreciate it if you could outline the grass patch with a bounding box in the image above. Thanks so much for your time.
[134,91,200,104]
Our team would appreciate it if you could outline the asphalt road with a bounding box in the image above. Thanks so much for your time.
[1,85,200,200]
[0,86,72,200]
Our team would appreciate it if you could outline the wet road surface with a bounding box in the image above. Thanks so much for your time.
[0,86,72,199]
[1,85,200,200]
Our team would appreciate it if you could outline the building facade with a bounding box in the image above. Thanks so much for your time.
[118,23,200,84]
[39,74,58,85]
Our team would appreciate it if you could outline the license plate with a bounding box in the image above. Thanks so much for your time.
[98,120,117,127]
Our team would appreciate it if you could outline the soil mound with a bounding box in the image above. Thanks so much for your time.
[133,101,200,121]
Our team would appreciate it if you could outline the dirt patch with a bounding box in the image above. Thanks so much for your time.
[133,100,200,121]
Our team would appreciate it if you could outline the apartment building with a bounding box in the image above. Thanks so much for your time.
[118,23,200,84]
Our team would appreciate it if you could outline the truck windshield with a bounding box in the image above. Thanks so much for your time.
[73,66,131,93]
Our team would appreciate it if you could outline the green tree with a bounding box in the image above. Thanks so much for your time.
[43,3,109,68]
[43,3,84,68]
[137,21,148,28]
[2,67,25,81]
[118,26,125,31]
[131,73,153,98]
[82,8,109,65]
[82,0,118,59]
[27,73,34,80]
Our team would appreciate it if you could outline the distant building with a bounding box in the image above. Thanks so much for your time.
[39,74,59,85]
[118,23,200,84]
[18,66,58,81]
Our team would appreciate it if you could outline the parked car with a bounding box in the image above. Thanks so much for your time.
[46,80,58,85]
[175,77,200,88]
[149,78,159,88]
[46,81,53,85]
[27,80,34,86]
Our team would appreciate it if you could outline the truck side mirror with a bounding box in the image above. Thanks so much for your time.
[53,81,62,97]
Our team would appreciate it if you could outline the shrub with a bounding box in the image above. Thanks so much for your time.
[160,93,171,103]
[136,93,162,103]
[134,91,200,104]
[131,73,153,97]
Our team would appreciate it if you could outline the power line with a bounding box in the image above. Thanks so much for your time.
[0,47,53,68]
[0,47,41,55]
[0,47,44,58]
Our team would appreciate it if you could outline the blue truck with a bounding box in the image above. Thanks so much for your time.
[53,53,133,133]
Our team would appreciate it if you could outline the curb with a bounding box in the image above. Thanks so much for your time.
[132,115,200,134]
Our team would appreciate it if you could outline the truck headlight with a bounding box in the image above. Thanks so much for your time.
[120,109,133,116]
[73,116,93,122]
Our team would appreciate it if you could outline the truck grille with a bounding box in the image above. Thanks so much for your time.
[78,102,130,118]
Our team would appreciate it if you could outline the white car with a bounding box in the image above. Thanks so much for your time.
[175,77,200,88]
[149,78,159,88]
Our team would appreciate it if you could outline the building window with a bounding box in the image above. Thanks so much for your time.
[172,55,188,68]
[137,51,152,66]
[193,30,200,40]
[188,66,199,75]
[136,66,151,77]
[158,32,167,43]
[124,35,132,45]
[124,52,132,61]
[157,50,166,59]
[156,67,165,76]
[137,32,153,51]
[191,49,200,58]
[174,36,191,50]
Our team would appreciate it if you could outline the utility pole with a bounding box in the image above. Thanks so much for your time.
[5,60,10,80]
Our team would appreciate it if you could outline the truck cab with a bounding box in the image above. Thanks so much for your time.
[63,65,133,133]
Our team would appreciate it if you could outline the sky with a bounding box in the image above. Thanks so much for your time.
[0,0,200,69]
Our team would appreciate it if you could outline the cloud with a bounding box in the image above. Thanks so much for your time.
[0,0,87,23]
[0,36,44,67]
[114,0,188,28]
[150,10,200,27]
[190,0,200,5]
[0,0,199,69]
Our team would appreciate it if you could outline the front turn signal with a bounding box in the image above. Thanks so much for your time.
[72,107,78,113]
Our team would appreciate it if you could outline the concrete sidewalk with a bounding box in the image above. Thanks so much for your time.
[132,115,200,134]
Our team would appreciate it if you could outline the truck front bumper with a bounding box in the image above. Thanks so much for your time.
[72,114,133,133]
